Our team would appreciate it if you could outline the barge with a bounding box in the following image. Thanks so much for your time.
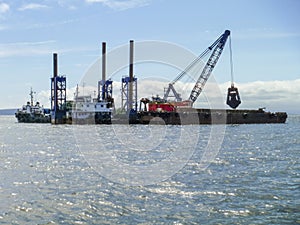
[111,95,287,125]
[49,31,287,125]
[135,108,287,125]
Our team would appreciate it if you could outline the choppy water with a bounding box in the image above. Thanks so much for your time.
[0,115,299,224]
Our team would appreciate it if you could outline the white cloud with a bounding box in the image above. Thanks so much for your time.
[18,3,49,11]
[0,2,9,20]
[0,40,94,58]
[5,78,300,114]
[0,40,56,58]
[20,18,80,30]
[219,79,300,113]
[85,0,150,11]
[0,25,7,30]
[57,0,78,10]
[0,2,9,14]
[60,79,300,114]
[134,79,300,113]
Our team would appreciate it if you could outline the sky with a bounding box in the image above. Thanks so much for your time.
[0,0,300,113]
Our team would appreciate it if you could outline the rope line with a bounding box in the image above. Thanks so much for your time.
[229,35,234,86]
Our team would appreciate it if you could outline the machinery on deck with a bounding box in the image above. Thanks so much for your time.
[136,30,287,124]
[17,33,287,125]
[162,30,241,110]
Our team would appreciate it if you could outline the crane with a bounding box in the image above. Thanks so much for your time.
[163,31,227,102]
[164,30,241,109]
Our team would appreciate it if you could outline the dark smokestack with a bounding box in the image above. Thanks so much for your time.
[53,53,58,78]
[128,40,134,110]
[129,40,134,82]
[102,42,106,82]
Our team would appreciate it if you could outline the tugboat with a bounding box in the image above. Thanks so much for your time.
[15,88,50,123]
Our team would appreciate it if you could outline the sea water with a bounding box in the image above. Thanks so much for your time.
[0,115,299,224]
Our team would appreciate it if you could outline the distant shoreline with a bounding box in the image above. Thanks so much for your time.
[0,109,17,115]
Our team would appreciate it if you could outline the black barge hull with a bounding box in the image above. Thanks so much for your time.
[133,108,287,125]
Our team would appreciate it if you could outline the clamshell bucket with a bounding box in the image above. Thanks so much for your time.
[226,85,241,109]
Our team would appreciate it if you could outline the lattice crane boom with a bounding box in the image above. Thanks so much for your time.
[189,30,230,103]
[163,30,230,102]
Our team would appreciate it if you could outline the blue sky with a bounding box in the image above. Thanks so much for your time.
[0,0,300,113]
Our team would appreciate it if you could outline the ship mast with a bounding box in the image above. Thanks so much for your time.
[29,87,36,106]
